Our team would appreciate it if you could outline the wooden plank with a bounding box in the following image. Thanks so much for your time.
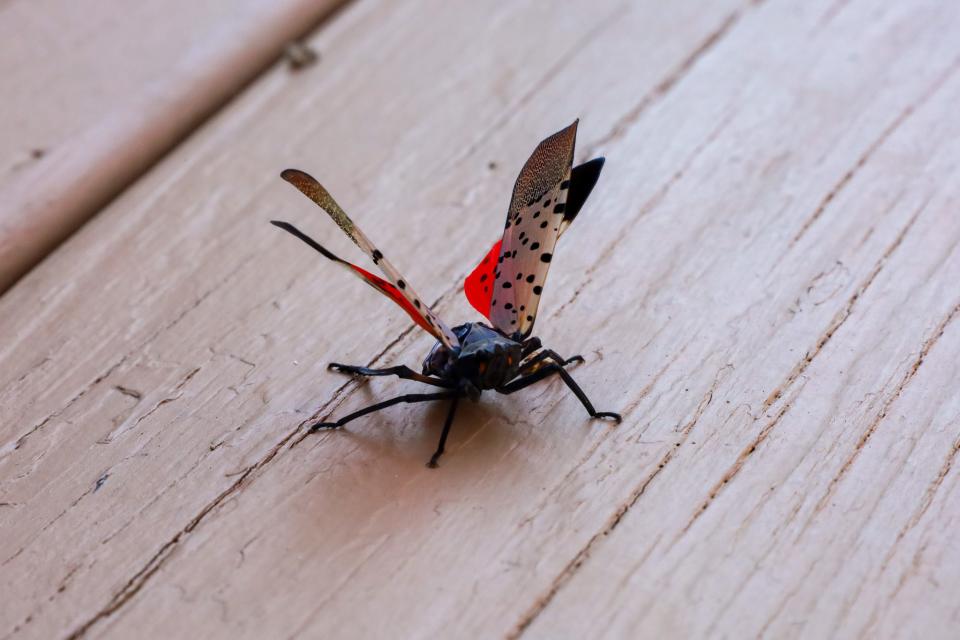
[0,0,346,293]
[2,0,959,638]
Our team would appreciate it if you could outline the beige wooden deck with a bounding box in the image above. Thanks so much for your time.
[2,1,960,638]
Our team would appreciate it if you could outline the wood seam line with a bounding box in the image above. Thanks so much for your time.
[0,250,256,463]
[753,301,960,638]
[678,198,926,537]
[506,365,732,640]
[860,431,960,635]
[789,54,960,248]
[61,323,416,640]
[450,1,630,170]
[803,299,960,528]
[0,0,353,295]
[579,2,756,160]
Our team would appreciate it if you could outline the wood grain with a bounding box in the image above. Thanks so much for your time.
[2,0,959,638]
[0,0,346,293]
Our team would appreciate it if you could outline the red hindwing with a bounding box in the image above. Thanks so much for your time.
[464,239,501,319]
[350,264,436,335]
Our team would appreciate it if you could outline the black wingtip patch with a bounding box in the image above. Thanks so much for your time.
[564,157,605,224]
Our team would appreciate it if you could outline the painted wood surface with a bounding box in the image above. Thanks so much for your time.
[2,0,959,638]
[0,0,345,292]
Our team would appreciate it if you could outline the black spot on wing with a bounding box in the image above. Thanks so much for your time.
[372,249,383,263]
[533,286,543,295]
[540,253,552,263]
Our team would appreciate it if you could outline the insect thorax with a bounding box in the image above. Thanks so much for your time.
[422,322,524,392]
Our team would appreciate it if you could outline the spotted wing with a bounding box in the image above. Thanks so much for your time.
[279,169,460,349]
[465,121,604,338]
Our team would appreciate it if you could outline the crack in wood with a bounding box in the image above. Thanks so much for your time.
[0,355,129,464]
[581,5,752,159]
[507,364,730,639]
[803,299,960,530]
[676,199,926,538]
[451,2,629,170]
[59,283,445,638]
[789,56,960,247]
[745,303,960,637]
[679,378,806,536]
[554,108,735,319]
[764,199,925,411]
[2,253,248,470]
[129,367,202,430]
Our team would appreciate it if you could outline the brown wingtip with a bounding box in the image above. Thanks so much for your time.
[561,118,579,137]
[280,168,309,183]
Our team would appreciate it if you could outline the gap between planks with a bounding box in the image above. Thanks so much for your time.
[0,0,350,294]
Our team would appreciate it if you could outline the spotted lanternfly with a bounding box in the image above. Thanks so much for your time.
[272,120,621,467]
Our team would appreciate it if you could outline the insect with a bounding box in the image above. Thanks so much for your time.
[272,120,621,467]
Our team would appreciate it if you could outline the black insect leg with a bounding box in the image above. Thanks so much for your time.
[328,363,453,388]
[427,394,460,469]
[538,350,620,422]
[519,350,583,372]
[520,336,542,359]
[500,350,621,423]
[310,390,459,431]
[498,364,564,394]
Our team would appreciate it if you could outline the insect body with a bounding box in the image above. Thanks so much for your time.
[272,120,621,467]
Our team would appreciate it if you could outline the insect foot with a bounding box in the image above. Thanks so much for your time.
[594,411,622,423]
[308,421,342,432]
[564,355,585,366]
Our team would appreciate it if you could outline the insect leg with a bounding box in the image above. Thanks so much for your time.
[427,394,460,469]
[310,390,459,431]
[497,364,564,394]
[520,337,542,359]
[536,350,621,422]
[328,363,453,388]
[519,350,583,373]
